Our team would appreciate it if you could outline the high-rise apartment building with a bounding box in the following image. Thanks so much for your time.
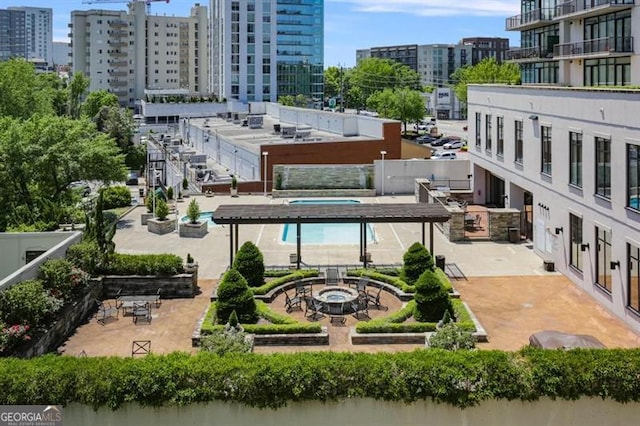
[70,2,209,108]
[468,1,640,333]
[210,0,324,105]
[1,6,52,67]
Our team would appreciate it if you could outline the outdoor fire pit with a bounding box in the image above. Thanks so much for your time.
[315,286,359,314]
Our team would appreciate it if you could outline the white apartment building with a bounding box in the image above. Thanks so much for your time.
[2,6,52,67]
[468,1,640,333]
[70,2,208,108]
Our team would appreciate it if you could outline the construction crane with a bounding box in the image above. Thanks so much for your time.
[81,0,170,14]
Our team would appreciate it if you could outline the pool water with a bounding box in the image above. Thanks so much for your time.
[281,200,376,245]
[180,211,217,227]
[631,197,640,210]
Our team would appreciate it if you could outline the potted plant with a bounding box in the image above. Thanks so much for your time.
[230,175,238,197]
[140,192,155,225]
[182,177,190,198]
[147,198,176,235]
[184,253,198,273]
[179,199,207,238]
[167,186,174,200]
[177,190,184,203]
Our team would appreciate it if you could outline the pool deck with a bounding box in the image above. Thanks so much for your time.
[57,193,640,356]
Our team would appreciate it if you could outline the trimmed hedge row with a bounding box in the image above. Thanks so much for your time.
[251,270,319,296]
[103,253,184,276]
[346,268,453,294]
[1,349,640,409]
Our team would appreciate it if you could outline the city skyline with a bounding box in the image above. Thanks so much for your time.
[10,0,519,67]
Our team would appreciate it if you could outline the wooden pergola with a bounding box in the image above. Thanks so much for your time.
[214,203,451,268]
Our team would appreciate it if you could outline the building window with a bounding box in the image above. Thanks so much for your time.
[569,131,582,187]
[627,144,640,210]
[570,213,583,272]
[496,116,504,156]
[541,125,552,175]
[475,113,481,147]
[629,242,640,314]
[596,227,612,293]
[485,114,492,152]
[515,120,523,164]
[595,137,611,198]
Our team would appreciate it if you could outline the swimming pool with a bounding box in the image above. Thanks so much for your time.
[630,197,640,210]
[180,211,217,227]
[280,200,376,245]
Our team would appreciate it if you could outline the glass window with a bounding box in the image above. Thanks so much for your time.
[541,126,552,175]
[629,242,640,313]
[475,113,481,147]
[627,144,640,210]
[596,227,612,293]
[595,137,611,198]
[496,116,504,156]
[570,132,582,187]
[570,214,583,271]
[515,120,523,164]
[485,114,492,152]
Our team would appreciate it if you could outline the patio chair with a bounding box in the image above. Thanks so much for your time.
[132,302,152,324]
[95,300,119,325]
[350,294,369,319]
[474,214,482,230]
[366,286,387,311]
[303,296,324,320]
[328,303,346,325]
[294,280,311,298]
[325,267,339,286]
[356,277,369,296]
[284,291,302,312]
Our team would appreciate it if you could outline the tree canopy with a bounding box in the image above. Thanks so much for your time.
[450,58,520,104]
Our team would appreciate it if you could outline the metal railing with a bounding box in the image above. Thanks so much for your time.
[429,179,472,191]
[555,0,635,17]
[506,46,544,60]
[553,36,634,57]
[506,8,556,30]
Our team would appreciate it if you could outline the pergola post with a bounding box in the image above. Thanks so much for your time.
[229,222,234,267]
[362,221,368,268]
[422,222,425,246]
[234,224,239,255]
[296,222,301,270]
[429,222,434,255]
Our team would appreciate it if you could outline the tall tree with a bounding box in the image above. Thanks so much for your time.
[95,105,134,151]
[323,66,342,99]
[67,72,90,119]
[394,89,426,133]
[0,59,55,119]
[83,90,119,119]
[348,58,421,109]
[450,58,520,104]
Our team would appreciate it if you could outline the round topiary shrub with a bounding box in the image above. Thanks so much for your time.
[413,269,451,322]
[216,269,257,324]
[232,241,265,288]
[401,242,434,285]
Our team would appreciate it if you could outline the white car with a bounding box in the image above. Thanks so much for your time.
[430,151,457,160]
[443,139,465,150]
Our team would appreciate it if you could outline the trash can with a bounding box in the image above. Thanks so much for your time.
[508,227,519,243]
[435,255,445,270]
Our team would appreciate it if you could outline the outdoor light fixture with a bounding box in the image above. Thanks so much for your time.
[555,227,563,235]
[580,243,590,252]
[610,260,620,270]
[529,114,539,120]
[467,174,473,179]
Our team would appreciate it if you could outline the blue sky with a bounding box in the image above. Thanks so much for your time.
[15,0,520,67]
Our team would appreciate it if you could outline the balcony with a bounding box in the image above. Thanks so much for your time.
[108,70,127,77]
[108,30,128,38]
[109,80,128,87]
[108,51,127,57]
[506,8,556,31]
[553,36,634,58]
[112,89,128,97]
[506,46,552,61]
[109,20,128,28]
[108,60,128,67]
[108,41,128,48]
[555,0,635,19]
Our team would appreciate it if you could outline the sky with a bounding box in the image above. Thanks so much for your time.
[12,0,520,67]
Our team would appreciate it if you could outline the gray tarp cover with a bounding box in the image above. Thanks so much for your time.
[529,330,606,349]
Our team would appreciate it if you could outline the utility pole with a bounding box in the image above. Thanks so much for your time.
[339,64,345,113]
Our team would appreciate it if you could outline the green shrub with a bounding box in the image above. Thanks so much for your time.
[145,192,155,213]
[103,253,184,276]
[429,323,476,350]
[66,240,101,275]
[232,242,265,288]
[155,199,169,220]
[38,259,88,301]
[216,269,257,324]
[255,301,296,324]
[413,269,452,322]
[186,199,200,224]
[200,330,252,355]
[251,270,319,295]
[243,323,322,334]
[182,177,189,191]
[345,269,414,293]
[101,186,132,210]
[186,253,194,265]
[0,280,62,328]
[166,187,174,200]
[401,242,434,285]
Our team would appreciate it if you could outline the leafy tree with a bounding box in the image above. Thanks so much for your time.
[348,58,421,109]
[366,88,396,118]
[83,90,119,119]
[401,242,435,285]
[450,57,520,104]
[413,269,452,322]
[0,59,55,119]
[67,72,90,119]
[294,94,308,107]
[278,95,295,106]
[94,105,135,152]
[216,269,257,324]
[394,88,426,133]
[232,241,265,288]
[323,66,342,99]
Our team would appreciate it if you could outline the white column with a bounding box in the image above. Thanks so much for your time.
[380,150,387,196]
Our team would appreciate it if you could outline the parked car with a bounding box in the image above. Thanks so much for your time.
[126,171,139,186]
[432,136,461,147]
[443,139,465,150]
[430,151,457,160]
[416,134,438,144]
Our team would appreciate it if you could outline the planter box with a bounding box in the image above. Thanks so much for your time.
[230,188,238,197]
[140,212,153,225]
[148,217,176,235]
[102,273,198,299]
[179,221,208,238]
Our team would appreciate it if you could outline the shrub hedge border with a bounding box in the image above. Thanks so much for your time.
[346,268,453,294]
[1,349,639,410]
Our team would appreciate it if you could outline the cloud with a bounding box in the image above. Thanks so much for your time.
[326,0,519,16]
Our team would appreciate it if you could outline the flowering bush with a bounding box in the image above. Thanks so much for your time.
[39,259,90,301]
[0,322,31,354]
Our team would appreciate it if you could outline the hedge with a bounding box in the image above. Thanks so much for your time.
[102,253,184,276]
[1,349,639,409]
[101,186,132,210]
[346,268,453,294]
[251,270,319,296]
